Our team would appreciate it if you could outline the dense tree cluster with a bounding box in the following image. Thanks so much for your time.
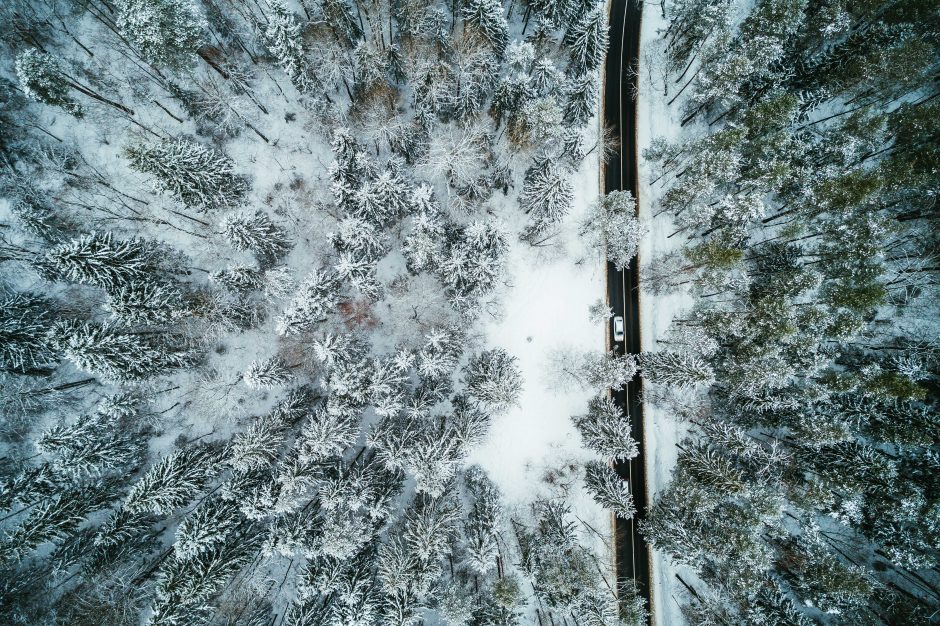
[638,0,940,623]
[0,0,622,623]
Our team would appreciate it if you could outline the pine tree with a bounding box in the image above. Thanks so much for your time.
[439,222,508,301]
[15,50,82,116]
[0,291,58,373]
[210,264,264,292]
[462,466,502,574]
[117,0,206,68]
[174,497,239,560]
[331,215,390,260]
[584,461,635,519]
[227,415,287,473]
[463,0,509,56]
[275,269,339,336]
[297,408,359,463]
[243,356,294,389]
[580,351,638,389]
[563,72,597,124]
[519,159,574,234]
[42,232,157,291]
[585,191,645,271]
[464,349,523,412]
[573,396,639,462]
[124,445,219,515]
[355,168,413,226]
[262,0,318,94]
[37,412,142,478]
[49,320,190,382]
[125,137,250,211]
[105,280,185,326]
[639,350,715,389]
[564,3,609,77]
[222,210,292,263]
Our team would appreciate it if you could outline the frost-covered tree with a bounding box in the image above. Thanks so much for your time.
[439,221,508,302]
[174,497,238,560]
[573,396,639,462]
[355,168,413,226]
[37,411,142,478]
[227,416,288,473]
[639,350,715,389]
[124,445,219,515]
[584,460,635,519]
[117,0,205,68]
[563,72,597,125]
[15,50,82,116]
[520,159,574,234]
[0,291,58,373]
[564,2,609,77]
[297,407,359,463]
[403,199,446,274]
[222,211,292,263]
[275,269,339,336]
[125,137,249,211]
[262,0,318,94]
[49,320,190,382]
[210,264,263,292]
[588,299,614,325]
[42,232,157,291]
[462,0,509,55]
[105,280,185,326]
[464,349,523,412]
[243,356,294,389]
[575,351,638,390]
[584,191,646,270]
[462,466,502,575]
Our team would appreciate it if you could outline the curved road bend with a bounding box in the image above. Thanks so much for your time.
[603,0,652,621]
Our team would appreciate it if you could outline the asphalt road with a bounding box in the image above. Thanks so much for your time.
[603,0,652,620]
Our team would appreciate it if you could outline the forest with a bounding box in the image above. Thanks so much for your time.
[637,0,940,624]
[0,0,937,625]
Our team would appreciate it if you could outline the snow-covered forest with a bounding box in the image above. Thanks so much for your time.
[0,0,647,625]
[635,0,940,624]
[2,0,938,624]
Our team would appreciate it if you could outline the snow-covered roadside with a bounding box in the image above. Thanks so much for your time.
[636,6,696,626]
[467,95,613,568]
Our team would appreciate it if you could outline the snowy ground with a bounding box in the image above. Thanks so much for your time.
[636,5,696,625]
[467,99,614,571]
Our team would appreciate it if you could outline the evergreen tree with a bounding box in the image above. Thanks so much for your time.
[639,350,715,389]
[105,280,185,326]
[222,210,292,264]
[297,407,360,463]
[0,291,58,373]
[563,72,597,125]
[275,269,339,336]
[586,190,645,271]
[583,460,635,519]
[564,3,609,77]
[210,264,264,293]
[355,168,413,226]
[243,356,294,389]
[262,0,318,94]
[124,445,219,515]
[174,497,239,560]
[42,232,157,292]
[125,137,250,211]
[49,320,190,382]
[37,411,142,478]
[462,0,509,56]
[15,50,82,116]
[580,351,638,390]
[573,396,639,462]
[519,159,574,234]
[464,348,523,412]
[117,0,205,68]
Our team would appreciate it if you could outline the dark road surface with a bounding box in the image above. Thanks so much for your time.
[603,0,652,620]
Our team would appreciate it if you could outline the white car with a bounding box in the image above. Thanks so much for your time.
[613,316,625,342]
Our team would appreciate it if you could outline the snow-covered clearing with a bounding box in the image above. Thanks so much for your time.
[469,95,613,566]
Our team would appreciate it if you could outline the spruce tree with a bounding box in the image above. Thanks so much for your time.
[462,0,509,56]
[222,210,292,264]
[243,356,294,389]
[639,350,715,389]
[464,349,523,412]
[573,396,639,462]
[564,3,609,77]
[262,0,318,94]
[15,50,82,116]
[0,291,58,374]
[117,0,206,68]
[125,137,250,211]
[49,320,190,382]
[583,460,635,519]
[519,159,574,234]
[42,232,157,292]
[275,269,340,336]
